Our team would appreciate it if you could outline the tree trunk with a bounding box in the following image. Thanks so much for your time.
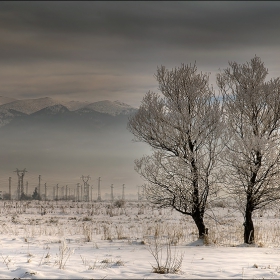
[244,206,254,244]
[192,210,206,239]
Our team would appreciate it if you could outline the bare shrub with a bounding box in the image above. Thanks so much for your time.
[82,216,92,222]
[148,235,184,274]
[114,199,126,208]
[1,254,12,270]
[83,224,93,242]
[115,225,126,240]
[105,205,114,217]
[55,239,74,269]
[102,224,113,240]
[80,255,125,270]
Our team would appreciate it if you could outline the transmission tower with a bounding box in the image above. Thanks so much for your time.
[14,168,27,200]
[81,175,91,202]
[97,177,102,201]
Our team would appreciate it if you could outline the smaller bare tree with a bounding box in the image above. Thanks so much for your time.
[217,56,280,244]
[128,63,224,239]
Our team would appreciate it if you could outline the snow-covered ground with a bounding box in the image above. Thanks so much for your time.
[1,200,280,279]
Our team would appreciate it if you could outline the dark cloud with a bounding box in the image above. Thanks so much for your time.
[0,1,280,105]
[2,2,280,45]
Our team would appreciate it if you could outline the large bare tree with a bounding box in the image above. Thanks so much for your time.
[128,64,223,239]
[217,56,280,244]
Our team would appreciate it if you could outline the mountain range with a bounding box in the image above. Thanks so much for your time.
[0,96,149,195]
[0,96,137,127]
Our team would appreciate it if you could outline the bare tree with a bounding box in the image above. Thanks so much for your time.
[128,64,223,239]
[217,56,280,244]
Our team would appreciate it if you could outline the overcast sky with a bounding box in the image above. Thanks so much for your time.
[1,1,280,107]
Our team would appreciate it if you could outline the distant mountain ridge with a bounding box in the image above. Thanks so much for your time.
[0,96,18,105]
[0,108,27,127]
[0,97,61,114]
[32,104,70,116]
[84,100,136,116]
[0,96,137,127]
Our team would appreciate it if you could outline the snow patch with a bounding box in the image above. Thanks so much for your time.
[84,100,136,116]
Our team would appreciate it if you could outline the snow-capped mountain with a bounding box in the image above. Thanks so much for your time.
[0,97,136,116]
[84,100,136,116]
[0,96,18,105]
[0,96,137,128]
[0,97,61,115]
[63,100,91,111]
[32,104,70,116]
[0,109,27,127]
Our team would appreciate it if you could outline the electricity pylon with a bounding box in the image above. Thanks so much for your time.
[81,175,90,202]
[14,168,27,200]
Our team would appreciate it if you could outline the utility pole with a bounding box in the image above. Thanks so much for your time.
[111,184,114,202]
[26,181,28,196]
[66,185,68,201]
[61,186,65,200]
[76,183,80,202]
[97,177,102,201]
[56,184,59,201]
[53,186,56,201]
[81,175,91,202]
[38,175,41,198]
[14,168,27,200]
[8,177,11,200]
[44,183,47,202]
[122,184,125,201]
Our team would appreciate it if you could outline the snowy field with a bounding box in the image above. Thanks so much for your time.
[1,200,280,279]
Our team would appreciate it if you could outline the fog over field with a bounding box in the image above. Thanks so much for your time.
[0,97,151,197]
